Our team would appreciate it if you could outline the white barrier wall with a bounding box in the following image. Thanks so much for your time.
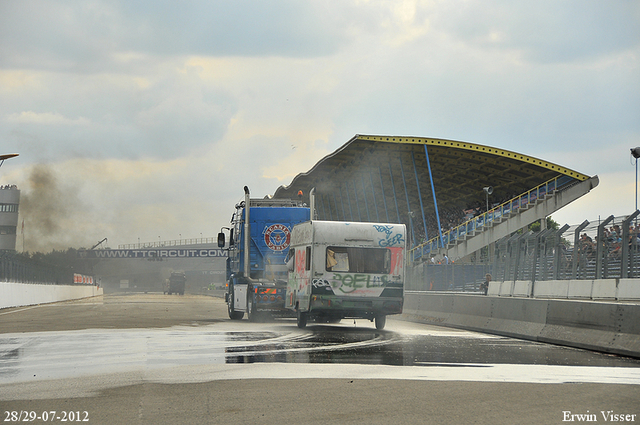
[403,291,640,358]
[489,278,640,301]
[0,282,103,309]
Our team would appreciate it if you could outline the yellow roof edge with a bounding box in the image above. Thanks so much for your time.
[356,134,590,182]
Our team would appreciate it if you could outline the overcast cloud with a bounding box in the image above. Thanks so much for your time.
[1,0,638,252]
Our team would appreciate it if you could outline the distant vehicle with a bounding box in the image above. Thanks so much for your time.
[218,186,310,321]
[286,220,406,330]
[165,272,186,295]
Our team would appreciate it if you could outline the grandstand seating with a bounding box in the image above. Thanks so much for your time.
[410,175,600,263]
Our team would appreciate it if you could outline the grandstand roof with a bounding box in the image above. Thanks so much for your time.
[273,135,592,241]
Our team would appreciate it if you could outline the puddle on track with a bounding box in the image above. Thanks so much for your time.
[1,323,639,384]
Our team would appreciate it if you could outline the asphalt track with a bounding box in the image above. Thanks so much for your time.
[1,293,639,425]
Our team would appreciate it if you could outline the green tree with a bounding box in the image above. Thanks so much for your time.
[529,216,560,233]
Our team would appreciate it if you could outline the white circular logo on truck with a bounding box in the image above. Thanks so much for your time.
[264,224,291,252]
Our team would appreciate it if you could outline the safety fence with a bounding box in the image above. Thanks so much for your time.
[407,211,640,291]
[410,175,576,262]
[494,212,640,282]
[406,262,492,292]
[0,251,88,285]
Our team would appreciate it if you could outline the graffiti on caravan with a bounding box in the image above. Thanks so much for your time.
[83,249,228,259]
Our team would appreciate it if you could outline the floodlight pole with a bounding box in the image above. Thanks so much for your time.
[485,191,489,212]
[483,186,493,212]
[632,148,640,213]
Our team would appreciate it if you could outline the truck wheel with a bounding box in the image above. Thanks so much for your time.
[374,315,386,330]
[228,289,244,320]
[296,308,308,328]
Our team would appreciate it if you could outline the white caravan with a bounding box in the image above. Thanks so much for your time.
[286,221,405,330]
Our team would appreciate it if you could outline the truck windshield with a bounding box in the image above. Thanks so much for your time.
[326,246,391,274]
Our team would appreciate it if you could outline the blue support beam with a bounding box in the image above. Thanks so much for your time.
[343,184,354,221]
[378,166,390,222]
[319,195,327,220]
[412,151,429,242]
[369,171,380,222]
[425,144,445,247]
[333,192,341,221]
[352,180,363,221]
[361,175,371,221]
[338,186,348,221]
[399,158,416,247]
[388,162,401,223]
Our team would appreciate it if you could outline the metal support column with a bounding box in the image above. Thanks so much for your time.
[424,145,444,248]
[553,224,570,280]
[319,193,327,220]
[411,151,428,241]
[343,184,354,221]
[369,171,380,222]
[361,175,371,221]
[378,166,390,222]
[333,192,341,221]
[399,157,416,247]
[388,162,401,223]
[622,210,640,278]
[572,220,589,279]
[596,215,614,279]
[352,180,363,221]
[338,186,348,221]
[326,194,334,220]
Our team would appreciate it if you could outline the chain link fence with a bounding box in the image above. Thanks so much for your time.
[408,212,640,291]
[494,213,640,282]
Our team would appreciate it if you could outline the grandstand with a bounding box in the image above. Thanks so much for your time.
[273,134,599,264]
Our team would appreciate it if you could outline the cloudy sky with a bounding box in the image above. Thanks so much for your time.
[1,0,638,252]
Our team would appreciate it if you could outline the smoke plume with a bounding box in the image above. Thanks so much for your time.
[19,164,87,253]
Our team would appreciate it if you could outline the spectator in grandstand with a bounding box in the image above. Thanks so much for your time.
[609,238,623,260]
[630,224,640,251]
[579,233,595,259]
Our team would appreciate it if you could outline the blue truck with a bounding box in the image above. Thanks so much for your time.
[218,186,310,321]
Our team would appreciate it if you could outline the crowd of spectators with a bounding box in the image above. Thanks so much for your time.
[577,223,640,261]
[417,195,515,245]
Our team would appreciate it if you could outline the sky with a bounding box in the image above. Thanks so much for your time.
[1,0,639,252]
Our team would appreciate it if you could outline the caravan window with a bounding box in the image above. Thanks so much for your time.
[326,246,391,274]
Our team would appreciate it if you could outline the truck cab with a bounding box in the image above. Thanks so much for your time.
[219,187,310,321]
[165,272,186,295]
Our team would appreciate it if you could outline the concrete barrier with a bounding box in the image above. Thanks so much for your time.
[592,279,617,299]
[402,291,640,358]
[498,281,514,296]
[512,280,531,297]
[487,281,501,296]
[618,279,640,300]
[567,279,592,298]
[533,280,569,298]
[0,282,103,309]
[494,279,639,301]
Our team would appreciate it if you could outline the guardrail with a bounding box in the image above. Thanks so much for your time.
[410,175,575,262]
[118,237,217,250]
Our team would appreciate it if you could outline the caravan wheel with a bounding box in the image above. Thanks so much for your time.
[296,308,307,328]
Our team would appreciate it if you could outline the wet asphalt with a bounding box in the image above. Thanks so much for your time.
[1,293,639,425]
